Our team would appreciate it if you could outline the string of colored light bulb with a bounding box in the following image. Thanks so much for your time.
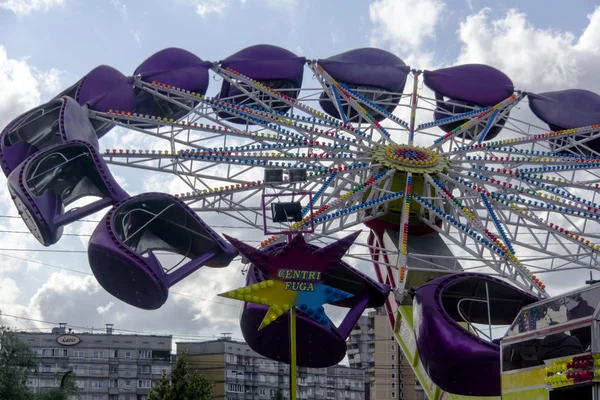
[313,64,392,140]
[449,124,600,153]
[136,81,372,150]
[476,109,500,144]
[456,175,599,259]
[330,85,348,124]
[260,169,396,247]
[417,106,492,130]
[545,354,599,388]
[179,163,373,201]
[337,83,409,129]
[479,193,515,254]
[301,172,337,216]
[428,177,517,261]
[455,154,600,166]
[491,192,600,221]
[408,73,420,144]
[288,169,393,231]
[460,168,600,214]
[215,66,369,141]
[411,193,516,262]
[397,173,413,272]
[455,163,600,193]
[431,94,519,146]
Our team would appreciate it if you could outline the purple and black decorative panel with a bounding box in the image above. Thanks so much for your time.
[424,64,514,140]
[318,48,409,122]
[0,97,98,177]
[529,89,600,153]
[413,273,538,396]
[7,140,129,246]
[88,193,238,310]
[56,65,136,137]
[216,45,306,123]
[133,47,211,123]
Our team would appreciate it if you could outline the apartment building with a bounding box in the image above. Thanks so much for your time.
[16,323,172,400]
[178,335,366,400]
[346,308,424,400]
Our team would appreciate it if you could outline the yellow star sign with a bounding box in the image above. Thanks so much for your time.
[218,279,298,330]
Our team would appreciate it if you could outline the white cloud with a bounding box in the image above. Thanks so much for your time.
[369,0,446,52]
[33,67,64,94]
[456,7,600,92]
[110,0,127,16]
[0,0,65,14]
[195,0,226,17]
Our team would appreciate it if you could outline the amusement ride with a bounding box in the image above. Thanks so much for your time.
[5,44,600,399]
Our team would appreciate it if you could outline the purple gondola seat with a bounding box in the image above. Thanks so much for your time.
[7,141,129,247]
[88,193,238,310]
[318,48,409,122]
[423,64,514,140]
[529,89,600,154]
[413,273,538,396]
[0,97,98,177]
[215,45,306,124]
[240,243,390,367]
[55,65,136,138]
[133,48,211,125]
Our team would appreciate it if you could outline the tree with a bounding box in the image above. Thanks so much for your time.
[0,325,38,400]
[148,350,213,400]
[0,326,78,400]
[272,389,284,400]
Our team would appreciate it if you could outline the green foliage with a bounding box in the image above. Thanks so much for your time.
[0,325,38,400]
[273,388,284,400]
[0,326,78,400]
[148,350,214,400]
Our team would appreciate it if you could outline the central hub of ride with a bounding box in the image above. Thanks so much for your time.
[372,144,449,174]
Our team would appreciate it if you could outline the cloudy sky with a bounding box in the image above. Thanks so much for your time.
[1,0,600,346]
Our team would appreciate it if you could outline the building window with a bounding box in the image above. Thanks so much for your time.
[121,379,132,388]
[111,349,119,358]
[139,350,152,359]
[392,373,396,379]
[91,380,104,389]
[91,367,102,375]
[124,351,132,359]
[138,379,151,389]
[226,383,243,393]
[226,354,237,364]
[110,379,118,388]
[259,388,267,396]
[391,354,395,361]
[259,374,266,382]
[42,365,52,373]
[392,391,396,398]
[109,366,118,374]
[93,351,105,359]
[73,350,85,358]
[75,380,85,389]
[392,382,396,389]
[139,365,151,374]
[92,396,102,400]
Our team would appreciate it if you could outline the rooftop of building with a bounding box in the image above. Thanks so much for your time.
[14,323,172,339]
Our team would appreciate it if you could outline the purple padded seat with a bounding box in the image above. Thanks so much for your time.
[7,141,129,246]
[215,45,306,124]
[88,193,238,310]
[55,65,136,138]
[317,48,409,122]
[413,273,538,396]
[133,48,211,125]
[240,242,390,368]
[0,97,98,177]
[424,64,514,141]
[529,89,600,154]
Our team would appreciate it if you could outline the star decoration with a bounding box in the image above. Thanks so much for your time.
[218,232,360,330]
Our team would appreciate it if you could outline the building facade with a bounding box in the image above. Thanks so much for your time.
[16,323,172,400]
[178,335,366,400]
[346,308,424,400]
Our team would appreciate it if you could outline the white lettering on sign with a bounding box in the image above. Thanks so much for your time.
[56,335,81,346]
